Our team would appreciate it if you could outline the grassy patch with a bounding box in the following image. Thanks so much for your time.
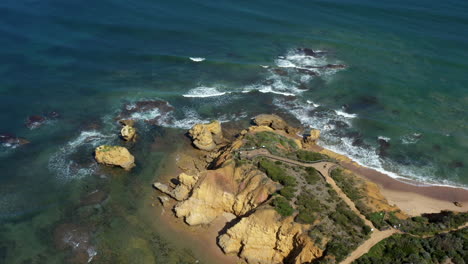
[258,159,297,187]
[244,131,298,155]
[294,150,328,162]
[271,196,294,217]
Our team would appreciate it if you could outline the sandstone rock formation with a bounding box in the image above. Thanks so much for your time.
[218,207,323,264]
[253,114,298,134]
[304,129,320,144]
[154,173,199,201]
[188,121,225,151]
[171,161,278,225]
[120,125,137,142]
[95,145,135,170]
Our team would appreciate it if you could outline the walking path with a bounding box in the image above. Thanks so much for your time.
[238,148,468,263]
[238,149,399,263]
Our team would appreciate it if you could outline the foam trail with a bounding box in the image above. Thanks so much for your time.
[183,87,229,98]
[189,57,205,62]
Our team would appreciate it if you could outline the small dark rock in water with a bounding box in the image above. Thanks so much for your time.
[453,201,463,207]
[25,115,46,129]
[325,64,346,69]
[45,111,60,119]
[297,82,309,90]
[295,68,317,76]
[272,68,288,76]
[80,190,108,206]
[378,138,391,157]
[449,161,464,168]
[432,144,442,151]
[262,79,274,86]
[0,133,30,148]
[327,120,349,129]
[297,48,327,57]
[391,109,400,115]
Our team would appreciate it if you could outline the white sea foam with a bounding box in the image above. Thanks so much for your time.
[272,97,465,188]
[49,131,114,181]
[183,86,229,98]
[130,108,163,121]
[335,110,357,118]
[378,136,391,142]
[168,109,211,129]
[401,133,422,144]
[189,57,205,62]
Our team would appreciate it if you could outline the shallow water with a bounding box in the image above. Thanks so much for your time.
[1,0,467,262]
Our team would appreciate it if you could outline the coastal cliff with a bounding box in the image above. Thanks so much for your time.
[153,116,468,264]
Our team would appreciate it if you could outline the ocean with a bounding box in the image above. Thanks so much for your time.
[1,0,467,263]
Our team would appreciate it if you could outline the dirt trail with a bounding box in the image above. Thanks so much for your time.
[240,149,403,264]
[239,148,468,264]
[240,149,375,229]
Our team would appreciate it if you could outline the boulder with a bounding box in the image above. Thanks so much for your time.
[153,173,199,201]
[188,121,225,151]
[304,129,320,144]
[253,114,297,134]
[120,125,137,142]
[25,115,46,129]
[94,145,135,170]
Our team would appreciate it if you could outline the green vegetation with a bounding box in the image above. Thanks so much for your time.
[243,131,298,155]
[279,186,296,200]
[295,192,325,224]
[304,167,321,185]
[97,145,119,152]
[258,159,296,187]
[271,196,294,217]
[355,228,468,264]
[397,211,468,236]
[294,150,328,162]
[331,168,468,235]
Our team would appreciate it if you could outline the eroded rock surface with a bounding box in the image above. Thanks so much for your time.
[173,161,278,225]
[218,207,323,264]
[253,114,298,134]
[188,121,226,151]
[95,145,135,170]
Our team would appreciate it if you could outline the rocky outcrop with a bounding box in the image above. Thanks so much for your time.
[188,121,226,151]
[253,114,298,134]
[172,161,278,225]
[218,207,323,264]
[153,173,199,201]
[95,145,135,170]
[304,129,320,145]
[120,125,137,142]
[0,133,30,148]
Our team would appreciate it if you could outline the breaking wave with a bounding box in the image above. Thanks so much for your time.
[48,131,115,181]
[183,86,230,98]
[189,57,205,62]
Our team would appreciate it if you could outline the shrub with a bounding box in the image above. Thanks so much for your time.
[272,196,294,217]
[304,167,321,185]
[280,186,296,200]
[259,159,297,187]
[295,150,327,162]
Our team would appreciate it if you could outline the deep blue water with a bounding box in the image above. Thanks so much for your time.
[1,0,467,263]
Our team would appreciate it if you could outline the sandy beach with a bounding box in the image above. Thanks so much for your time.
[309,144,468,216]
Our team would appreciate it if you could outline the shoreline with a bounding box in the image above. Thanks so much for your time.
[309,144,468,216]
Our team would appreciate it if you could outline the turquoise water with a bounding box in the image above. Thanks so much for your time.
[1,0,467,262]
